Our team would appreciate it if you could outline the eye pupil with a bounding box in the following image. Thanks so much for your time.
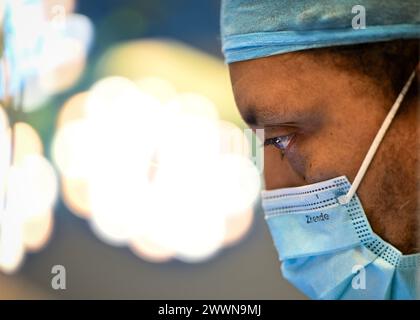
[271,134,294,150]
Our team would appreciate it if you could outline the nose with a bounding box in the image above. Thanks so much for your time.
[263,147,306,190]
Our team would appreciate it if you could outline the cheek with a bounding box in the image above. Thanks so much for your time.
[295,137,362,184]
[291,93,388,184]
[263,147,306,189]
[289,123,379,184]
[263,108,385,190]
[262,132,356,190]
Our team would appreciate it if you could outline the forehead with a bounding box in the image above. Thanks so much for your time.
[228,50,337,92]
[228,52,336,124]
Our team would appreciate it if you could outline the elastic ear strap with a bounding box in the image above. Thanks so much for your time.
[338,67,417,205]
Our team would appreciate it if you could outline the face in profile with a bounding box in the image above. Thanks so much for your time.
[228,49,419,254]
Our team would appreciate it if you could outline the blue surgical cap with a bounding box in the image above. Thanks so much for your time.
[221,0,420,63]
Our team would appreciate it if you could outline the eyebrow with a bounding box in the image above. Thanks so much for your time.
[241,105,298,127]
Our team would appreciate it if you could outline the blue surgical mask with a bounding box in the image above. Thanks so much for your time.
[261,67,419,300]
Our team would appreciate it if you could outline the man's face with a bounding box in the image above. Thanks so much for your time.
[229,50,418,254]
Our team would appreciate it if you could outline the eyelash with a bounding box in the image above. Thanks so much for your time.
[263,134,295,151]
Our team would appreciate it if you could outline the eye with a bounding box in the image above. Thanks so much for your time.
[264,134,295,151]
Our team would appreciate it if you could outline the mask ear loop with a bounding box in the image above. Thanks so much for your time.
[338,66,417,205]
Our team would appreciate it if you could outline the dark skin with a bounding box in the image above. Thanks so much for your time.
[229,50,419,254]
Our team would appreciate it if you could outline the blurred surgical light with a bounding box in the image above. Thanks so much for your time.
[96,40,244,126]
[56,91,88,129]
[53,69,261,263]
[135,77,177,104]
[130,236,176,263]
[23,209,53,252]
[223,208,254,246]
[0,0,4,25]
[0,0,93,110]
[0,108,58,274]
[43,0,76,19]
[13,122,43,163]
